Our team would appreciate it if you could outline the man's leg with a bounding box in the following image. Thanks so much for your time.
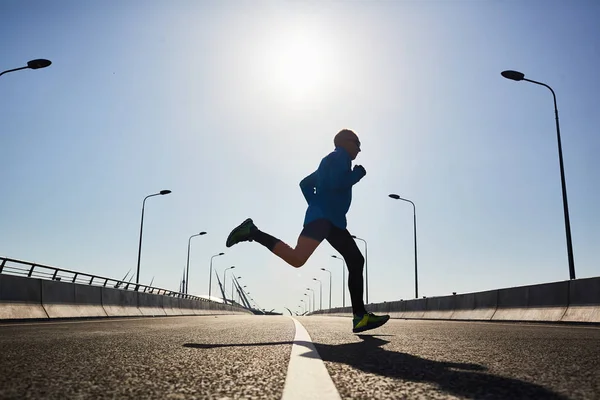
[326,227,390,333]
[325,227,367,316]
[226,218,330,268]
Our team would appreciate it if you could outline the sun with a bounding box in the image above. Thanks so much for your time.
[259,22,338,103]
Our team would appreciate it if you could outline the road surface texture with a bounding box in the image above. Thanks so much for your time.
[0,315,598,399]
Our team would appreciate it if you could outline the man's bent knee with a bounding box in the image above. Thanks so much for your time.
[289,254,309,268]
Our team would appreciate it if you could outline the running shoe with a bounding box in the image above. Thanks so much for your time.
[226,218,257,247]
[352,312,390,333]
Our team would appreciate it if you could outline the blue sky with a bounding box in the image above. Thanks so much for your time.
[1,0,599,314]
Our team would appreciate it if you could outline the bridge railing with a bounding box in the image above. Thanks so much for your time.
[0,256,207,302]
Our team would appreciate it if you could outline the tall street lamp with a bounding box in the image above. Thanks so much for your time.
[501,69,576,280]
[351,235,369,304]
[185,231,207,294]
[136,189,171,285]
[320,267,332,309]
[313,278,323,310]
[232,276,242,302]
[208,252,225,299]
[331,255,346,307]
[1,59,52,78]
[306,287,315,312]
[300,299,306,314]
[304,293,311,313]
[223,266,235,303]
[389,194,419,298]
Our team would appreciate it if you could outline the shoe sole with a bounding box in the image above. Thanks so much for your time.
[226,218,253,248]
[352,316,390,333]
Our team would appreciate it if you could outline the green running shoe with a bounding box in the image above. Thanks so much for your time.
[226,218,257,248]
[352,312,390,333]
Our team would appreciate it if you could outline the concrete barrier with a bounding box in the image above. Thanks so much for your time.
[492,281,569,322]
[42,280,106,318]
[102,286,141,317]
[0,275,47,319]
[162,296,182,315]
[424,295,455,319]
[138,292,167,316]
[562,277,600,323]
[401,298,426,319]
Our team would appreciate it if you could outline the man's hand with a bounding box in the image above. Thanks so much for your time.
[353,165,366,178]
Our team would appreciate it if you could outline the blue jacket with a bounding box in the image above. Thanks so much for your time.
[300,147,366,229]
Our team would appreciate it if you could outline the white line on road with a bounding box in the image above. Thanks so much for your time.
[281,317,341,400]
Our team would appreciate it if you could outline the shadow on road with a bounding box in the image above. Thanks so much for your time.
[184,335,568,399]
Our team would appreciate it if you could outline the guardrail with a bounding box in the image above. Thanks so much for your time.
[310,276,600,324]
[0,256,205,301]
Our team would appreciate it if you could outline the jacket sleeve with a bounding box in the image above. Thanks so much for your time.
[317,154,364,190]
[299,171,317,204]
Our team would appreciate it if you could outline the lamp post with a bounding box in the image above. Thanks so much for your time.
[300,299,306,314]
[304,293,311,313]
[351,235,369,304]
[232,276,242,302]
[1,59,52,78]
[313,278,323,310]
[389,194,418,298]
[135,190,171,285]
[501,69,576,280]
[306,287,315,312]
[223,266,235,303]
[208,252,224,299]
[331,255,346,307]
[185,231,207,294]
[320,267,332,309]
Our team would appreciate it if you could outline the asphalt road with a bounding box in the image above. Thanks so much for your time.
[0,315,598,399]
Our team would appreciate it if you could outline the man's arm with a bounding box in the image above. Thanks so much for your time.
[318,155,366,190]
[299,171,317,204]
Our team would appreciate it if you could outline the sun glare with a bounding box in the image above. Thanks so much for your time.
[259,22,338,104]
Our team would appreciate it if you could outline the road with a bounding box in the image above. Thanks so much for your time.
[0,315,598,399]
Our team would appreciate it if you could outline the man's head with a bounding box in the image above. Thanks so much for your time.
[334,129,361,160]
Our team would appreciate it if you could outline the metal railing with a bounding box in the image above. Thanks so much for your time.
[0,256,208,301]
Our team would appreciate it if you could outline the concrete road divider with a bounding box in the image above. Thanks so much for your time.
[0,275,48,319]
[102,286,142,317]
[562,277,600,323]
[424,296,455,319]
[492,281,569,322]
[138,292,167,317]
[43,280,107,318]
[162,295,183,315]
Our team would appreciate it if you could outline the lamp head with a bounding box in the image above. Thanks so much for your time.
[27,59,52,69]
[159,190,171,195]
[501,70,525,81]
[219,252,224,256]
[199,231,207,235]
[389,194,400,199]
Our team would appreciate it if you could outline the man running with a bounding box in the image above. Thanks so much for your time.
[226,129,390,333]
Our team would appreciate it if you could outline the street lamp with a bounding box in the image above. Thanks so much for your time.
[135,189,171,285]
[300,299,306,314]
[208,252,225,299]
[1,59,52,77]
[313,278,323,310]
[320,267,332,309]
[185,231,207,294]
[501,69,576,280]
[223,266,235,303]
[306,287,315,312]
[389,194,419,298]
[232,276,242,302]
[331,255,346,307]
[304,293,311,312]
[351,235,369,304]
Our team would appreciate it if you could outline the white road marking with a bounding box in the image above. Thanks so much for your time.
[282,317,341,400]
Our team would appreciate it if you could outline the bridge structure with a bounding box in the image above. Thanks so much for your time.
[0,255,598,399]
